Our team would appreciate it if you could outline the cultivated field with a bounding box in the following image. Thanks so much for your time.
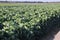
[0,3,60,40]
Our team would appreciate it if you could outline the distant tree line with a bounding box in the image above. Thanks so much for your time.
[0,1,43,3]
[0,0,60,3]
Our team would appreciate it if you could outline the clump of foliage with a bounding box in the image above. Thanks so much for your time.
[0,5,60,40]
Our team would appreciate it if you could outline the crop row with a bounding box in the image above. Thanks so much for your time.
[0,5,60,40]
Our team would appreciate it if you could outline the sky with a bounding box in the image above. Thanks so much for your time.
[0,0,60,2]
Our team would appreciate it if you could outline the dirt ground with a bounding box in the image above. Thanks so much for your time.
[54,31,60,40]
